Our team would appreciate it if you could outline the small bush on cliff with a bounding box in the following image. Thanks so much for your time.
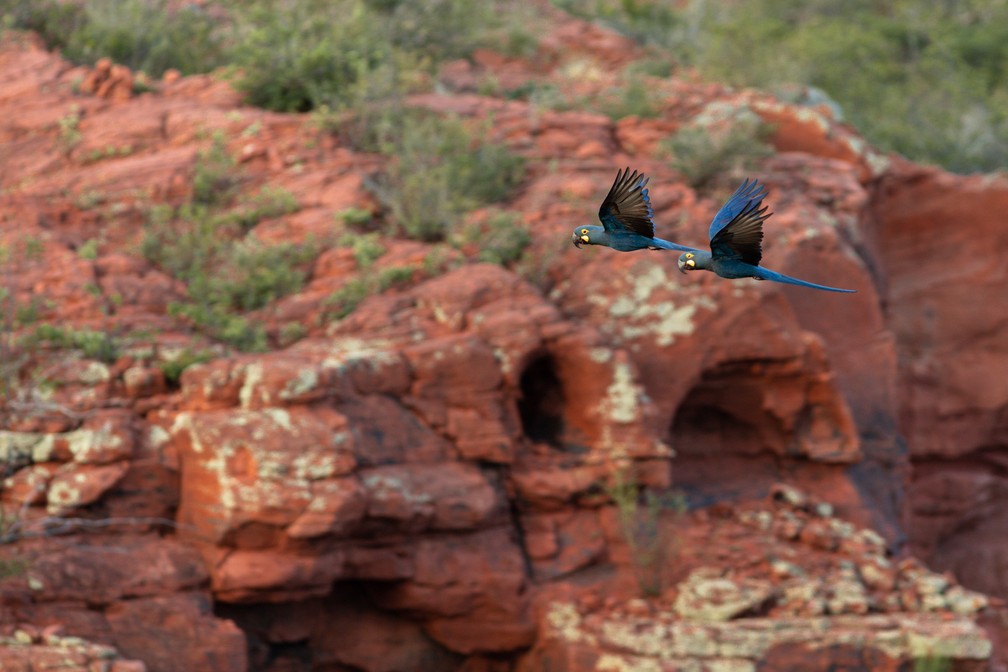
[0,0,226,77]
[25,324,120,363]
[552,0,684,51]
[453,210,531,266]
[191,135,239,207]
[606,467,686,597]
[159,348,215,388]
[321,265,416,322]
[229,0,393,113]
[368,112,526,242]
[599,74,664,120]
[142,142,311,352]
[661,116,774,191]
[230,0,508,113]
[144,207,314,351]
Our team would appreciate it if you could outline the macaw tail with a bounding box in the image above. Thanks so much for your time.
[755,267,856,293]
[650,237,702,254]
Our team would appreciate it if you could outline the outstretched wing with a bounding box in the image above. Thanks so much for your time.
[708,178,767,242]
[598,167,655,238]
[709,195,771,266]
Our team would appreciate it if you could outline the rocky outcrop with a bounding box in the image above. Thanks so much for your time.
[863,163,1008,601]
[0,627,147,672]
[520,488,994,671]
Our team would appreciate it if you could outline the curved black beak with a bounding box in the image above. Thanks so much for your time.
[572,232,583,249]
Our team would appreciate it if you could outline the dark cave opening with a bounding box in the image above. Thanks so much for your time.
[669,363,784,458]
[668,362,791,506]
[518,354,566,447]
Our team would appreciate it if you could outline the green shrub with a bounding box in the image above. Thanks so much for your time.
[322,278,373,321]
[168,301,267,352]
[144,210,314,350]
[230,0,394,113]
[341,233,386,269]
[336,207,375,230]
[77,239,99,260]
[376,265,415,290]
[141,204,223,280]
[454,210,531,266]
[278,322,307,347]
[599,74,663,120]
[321,261,417,322]
[0,0,225,76]
[57,106,81,152]
[366,0,499,62]
[142,125,314,352]
[606,467,686,597]
[551,0,685,50]
[159,348,215,387]
[14,297,43,326]
[192,135,238,207]
[218,240,316,312]
[0,556,27,578]
[208,185,301,235]
[661,116,774,190]
[0,0,83,48]
[26,324,120,363]
[371,112,525,242]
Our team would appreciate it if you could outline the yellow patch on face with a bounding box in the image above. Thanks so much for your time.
[685,259,695,268]
[581,234,590,243]
[685,252,694,259]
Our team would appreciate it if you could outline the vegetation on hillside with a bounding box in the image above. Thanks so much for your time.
[139,135,309,351]
[2,0,1004,358]
[5,0,1004,173]
[554,0,1008,173]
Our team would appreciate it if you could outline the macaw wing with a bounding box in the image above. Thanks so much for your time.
[708,178,767,242]
[598,167,655,238]
[709,202,770,266]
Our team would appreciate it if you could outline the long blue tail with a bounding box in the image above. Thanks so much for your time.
[650,236,702,254]
[755,266,856,293]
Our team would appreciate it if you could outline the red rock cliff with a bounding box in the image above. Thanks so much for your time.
[0,15,1006,672]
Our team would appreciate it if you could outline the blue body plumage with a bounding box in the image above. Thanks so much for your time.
[572,167,700,254]
[573,168,855,294]
[676,178,856,294]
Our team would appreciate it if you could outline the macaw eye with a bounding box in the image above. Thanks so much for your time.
[685,253,694,259]
[581,229,588,235]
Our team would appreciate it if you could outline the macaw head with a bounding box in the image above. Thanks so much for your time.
[677,251,697,274]
[572,225,602,249]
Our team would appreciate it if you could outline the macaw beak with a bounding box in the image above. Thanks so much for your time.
[677,257,695,274]
[677,258,687,274]
[572,232,583,249]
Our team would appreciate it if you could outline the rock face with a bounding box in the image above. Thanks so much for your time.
[519,490,994,671]
[0,12,1006,672]
[864,163,1008,601]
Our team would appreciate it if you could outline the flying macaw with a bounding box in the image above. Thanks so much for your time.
[571,167,701,253]
[676,178,856,293]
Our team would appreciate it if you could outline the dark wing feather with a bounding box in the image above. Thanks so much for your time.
[598,167,655,238]
[708,178,768,242]
[709,202,771,266]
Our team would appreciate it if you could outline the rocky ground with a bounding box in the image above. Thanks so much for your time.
[0,8,1007,672]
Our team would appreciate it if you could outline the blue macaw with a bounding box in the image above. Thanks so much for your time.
[571,167,701,253]
[676,178,856,293]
